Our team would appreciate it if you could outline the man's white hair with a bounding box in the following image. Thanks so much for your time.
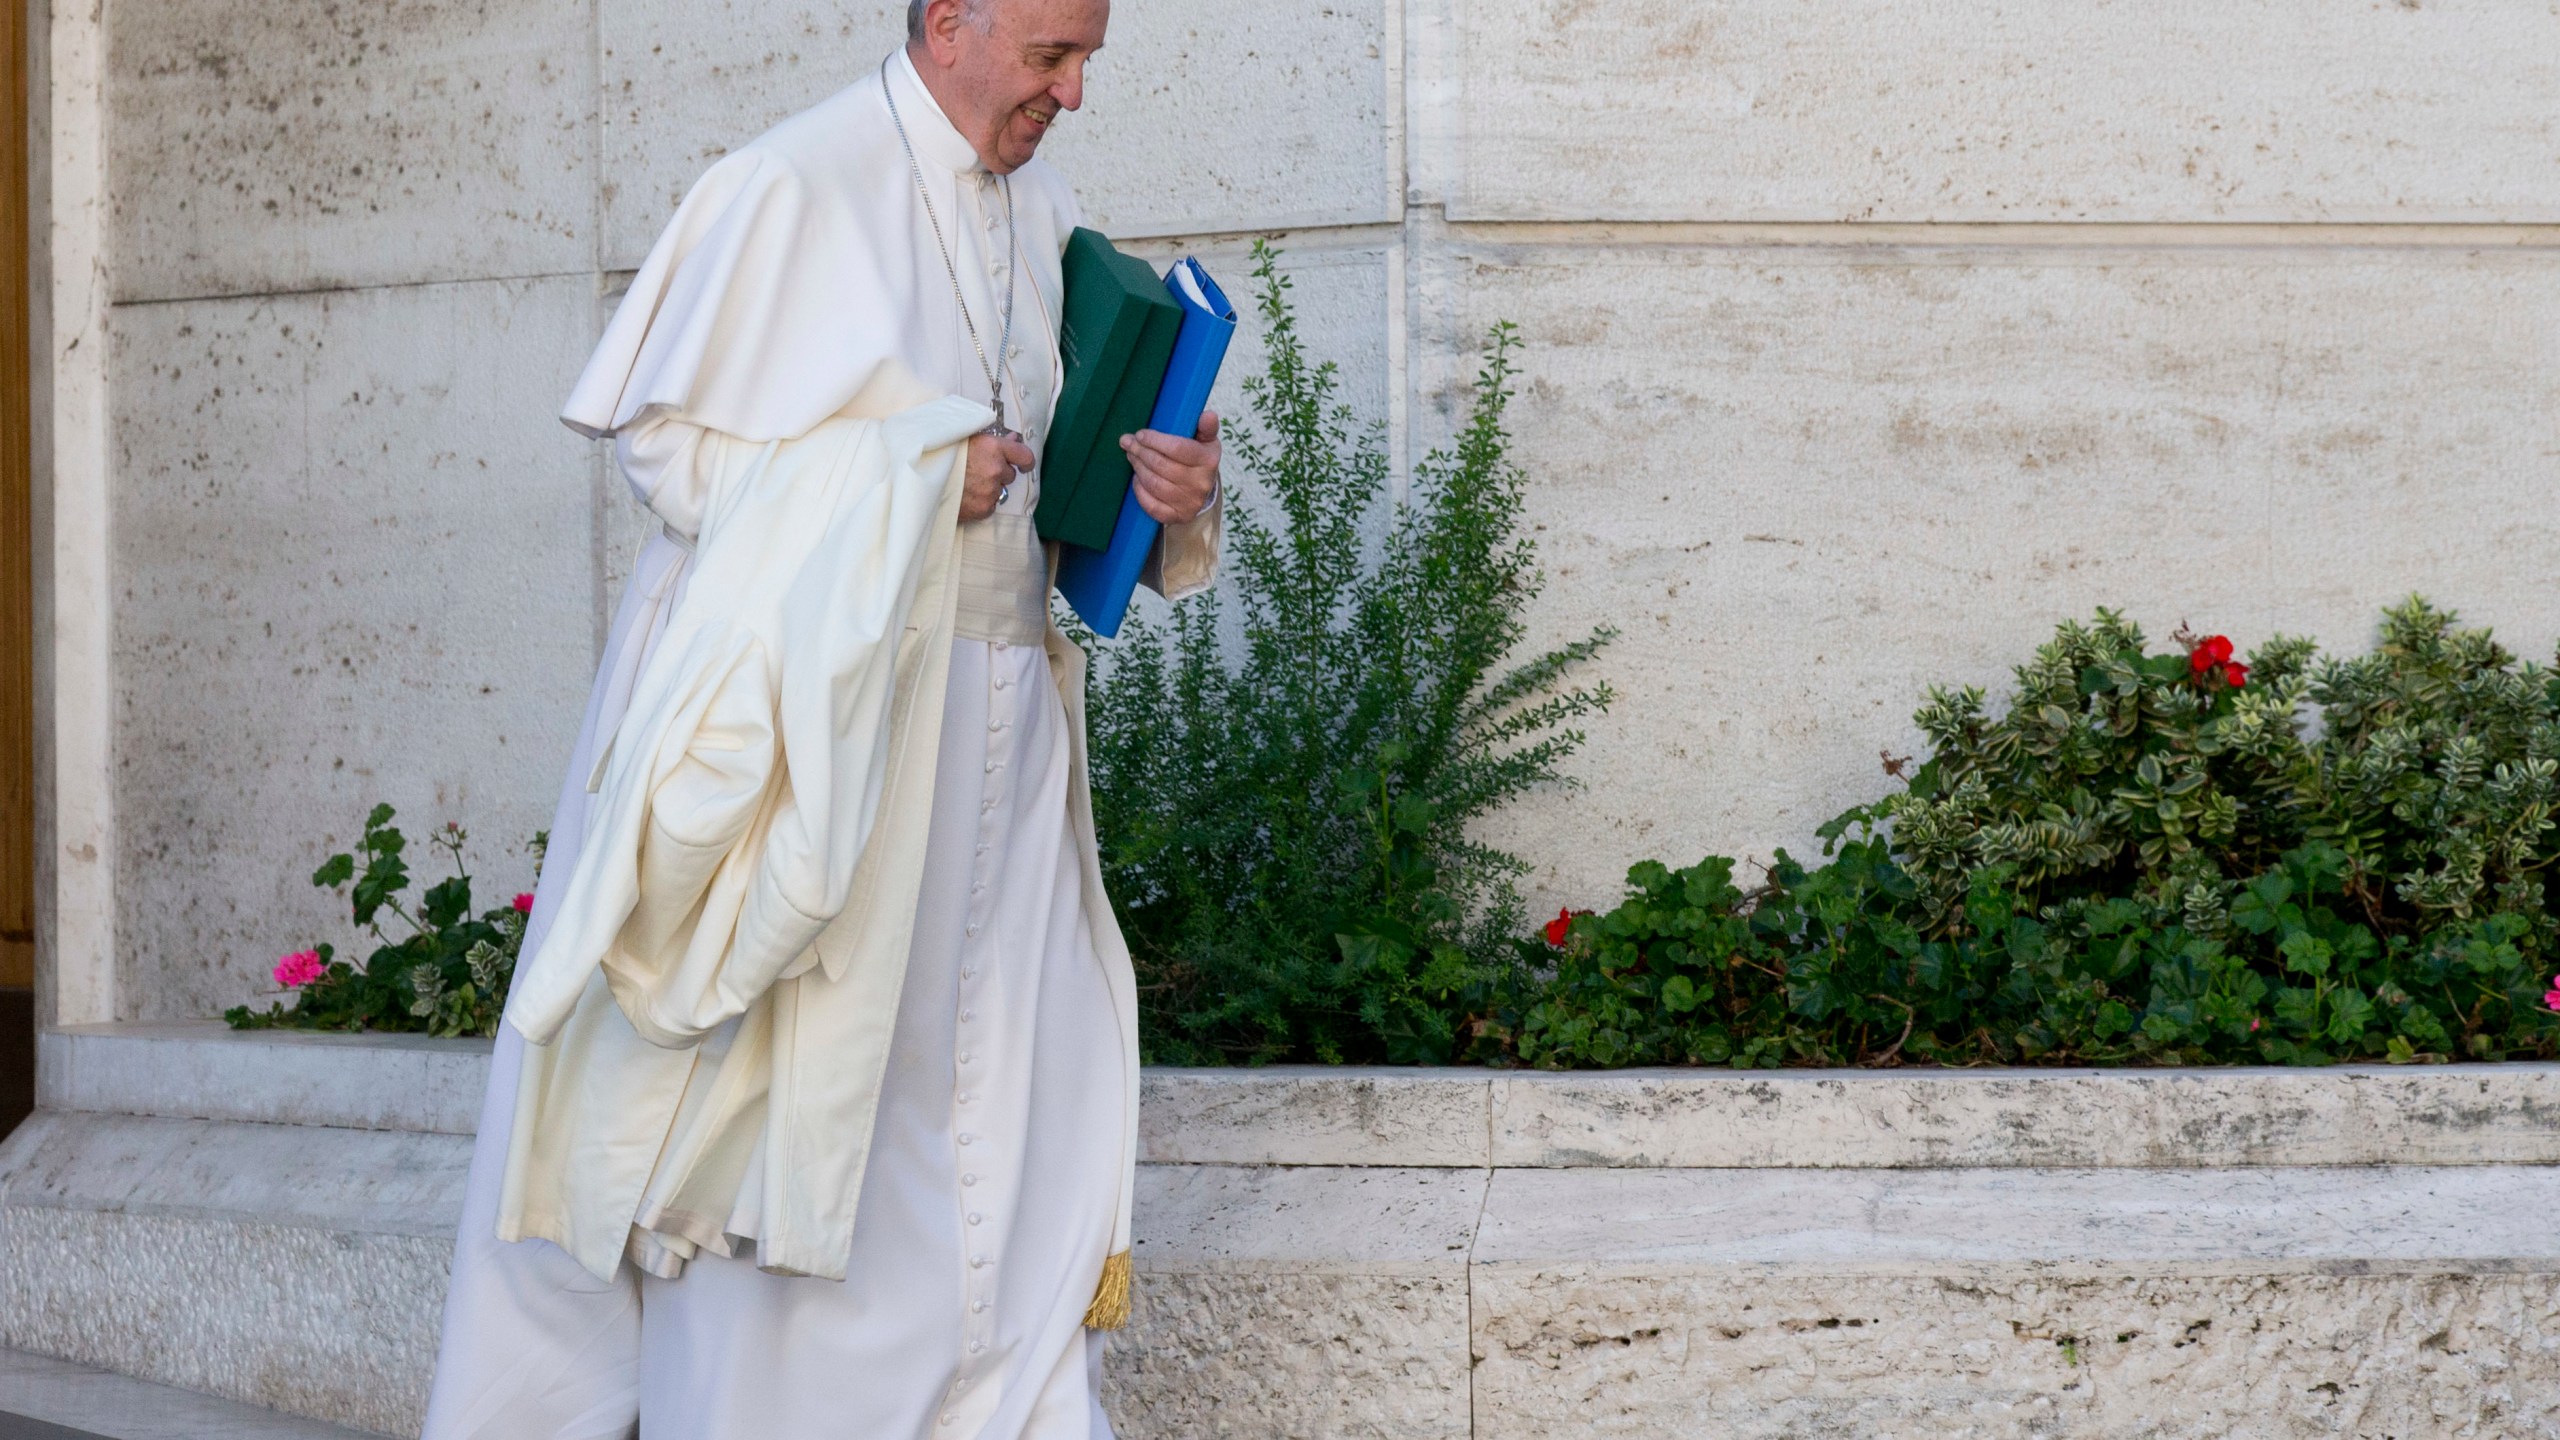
[907,0,996,42]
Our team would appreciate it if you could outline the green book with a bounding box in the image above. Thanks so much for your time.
[1038,228,1184,550]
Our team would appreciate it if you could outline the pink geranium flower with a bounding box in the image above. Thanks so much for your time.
[273,950,326,989]
[511,893,535,914]
[2543,974,2560,1013]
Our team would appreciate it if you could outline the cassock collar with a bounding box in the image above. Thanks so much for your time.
[889,47,989,176]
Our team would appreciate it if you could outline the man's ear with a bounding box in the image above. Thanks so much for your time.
[918,0,968,66]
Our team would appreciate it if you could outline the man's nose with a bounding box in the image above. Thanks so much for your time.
[1053,60,1087,112]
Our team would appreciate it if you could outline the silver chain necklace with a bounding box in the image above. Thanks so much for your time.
[881,54,1018,436]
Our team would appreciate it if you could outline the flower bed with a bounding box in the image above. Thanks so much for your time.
[1499,600,2560,1071]
[226,805,538,1039]
[1079,254,2560,1070]
[1121,598,2560,1072]
[226,253,2560,1078]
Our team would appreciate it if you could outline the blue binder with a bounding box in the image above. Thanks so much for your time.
[1056,258,1236,638]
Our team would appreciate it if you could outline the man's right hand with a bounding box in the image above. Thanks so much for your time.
[961,430,1036,523]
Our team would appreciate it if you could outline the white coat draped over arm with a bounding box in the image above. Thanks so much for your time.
[506,389,991,1052]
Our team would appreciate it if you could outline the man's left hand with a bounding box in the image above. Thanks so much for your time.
[1121,412,1222,525]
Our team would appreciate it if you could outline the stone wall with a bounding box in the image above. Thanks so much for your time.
[82,0,2560,1015]
[10,1026,2560,1437]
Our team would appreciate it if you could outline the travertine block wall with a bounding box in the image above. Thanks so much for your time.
[90,0,2560,1014]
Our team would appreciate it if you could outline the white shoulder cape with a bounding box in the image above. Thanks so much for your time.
[561,66,1076,445]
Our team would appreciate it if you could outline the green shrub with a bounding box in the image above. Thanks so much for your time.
[226,804,541,1039]
[1082,243,1613,1064]
[1501,601,2560,1068]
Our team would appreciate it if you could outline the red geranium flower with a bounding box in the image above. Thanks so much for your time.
[1544,908,1574,946]
[2224,662,2249,689]
[512,892,535,914]
[2189,635,2234,673]
[1544,907,1594,946]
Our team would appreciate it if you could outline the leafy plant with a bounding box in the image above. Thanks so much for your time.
[1503,600,2560,1069]
[226,803,543,1039]
[1082,242,1614,1064]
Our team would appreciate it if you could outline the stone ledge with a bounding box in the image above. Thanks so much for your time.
[1468,1165,2560,1274]
[44,1024,2560,1169]
[0,1348,370,1438]
[1132,1165,1487,1275]
[0,1113,468,1239]
[38,1026,489,1137]
[1120,1162,2560,1279]
[1482,1066,2560,1170]
[1138,1068,1494,1167]
[11,1022,2560,1438]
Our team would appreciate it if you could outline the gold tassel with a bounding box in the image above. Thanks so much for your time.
[1080,1249,1133,1330]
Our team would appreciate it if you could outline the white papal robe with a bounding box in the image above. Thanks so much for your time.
[421,50,1215,1440]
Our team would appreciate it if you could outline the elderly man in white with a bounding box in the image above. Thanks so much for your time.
[418,0,1222,1434]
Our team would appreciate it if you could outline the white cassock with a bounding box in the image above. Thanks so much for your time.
[419,49,1217,1440]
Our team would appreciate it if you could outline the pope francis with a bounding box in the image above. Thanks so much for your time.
[418,1,1223,1435]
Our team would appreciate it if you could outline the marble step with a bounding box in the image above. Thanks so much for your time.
[0,1350,369,1439]
[0,1110,458,1437]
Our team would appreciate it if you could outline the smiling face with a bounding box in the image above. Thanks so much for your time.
[909,0,1110,175]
